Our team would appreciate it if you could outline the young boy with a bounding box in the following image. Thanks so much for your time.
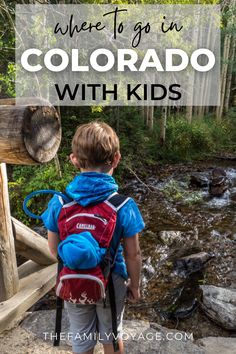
[42,121,145,354]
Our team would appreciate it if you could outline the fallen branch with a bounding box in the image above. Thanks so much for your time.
[126,165,161,194]
[128,301,160,309]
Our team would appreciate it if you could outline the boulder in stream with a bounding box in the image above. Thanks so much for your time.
[209,168,229,197]
[174,252,214,276]
[190,173,209,188]
[200,285,236,330]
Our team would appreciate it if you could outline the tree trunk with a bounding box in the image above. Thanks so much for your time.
[225,37,236,113]
[216,33,231,120]
[147,106,154,130]
[143,106,149,126]
[185,0,201,122]
[160,107,167,146]
[197,106,205,119]
[116,106,120,134]
[186,106,193,124]
[198,8,213,115]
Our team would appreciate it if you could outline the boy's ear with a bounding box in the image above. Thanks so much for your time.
[70,153,80,168]
[112,151,121,169]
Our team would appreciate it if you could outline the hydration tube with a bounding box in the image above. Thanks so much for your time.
[23,189,71,220]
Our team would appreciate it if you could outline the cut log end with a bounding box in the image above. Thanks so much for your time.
[23,105,61,163]
[0,98,61,165]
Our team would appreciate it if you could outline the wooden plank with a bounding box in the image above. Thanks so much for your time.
[0,164,19,301]
[0,263,57,333]
[18,260,45,280]
[12,217,57,266]
[0,98,61,164]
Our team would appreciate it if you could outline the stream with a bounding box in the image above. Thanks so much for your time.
[122,161,236,338]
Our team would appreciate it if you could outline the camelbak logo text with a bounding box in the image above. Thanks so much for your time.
[76,223,96,230]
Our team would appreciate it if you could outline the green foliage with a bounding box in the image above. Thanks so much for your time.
[162,179,203,205]
[9,160,76,224]
[157,113,236,161]
[0,62,15,97]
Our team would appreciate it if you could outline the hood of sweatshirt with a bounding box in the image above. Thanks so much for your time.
[65,172,118,206]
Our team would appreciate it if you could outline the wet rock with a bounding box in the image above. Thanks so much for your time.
[159,230,183,246]
[145,230,157,239]
[167,243,202,264]
[162,298,198,320]
[29,291,56,312]
[209,184,228,196]
[142,256,155,277]
[160,271,202,320]
[230,191,236,202]
[33,225,47,238]
[21,310,203,353]
[200,285,236,330]
[190,173,209,188]
[212,168,227,178]
[196,337,236,354]
[174,252,214,276]
[209,168,229,196]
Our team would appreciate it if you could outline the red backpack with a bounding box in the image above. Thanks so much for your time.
[55,192,130,305]
[23,190,129,351]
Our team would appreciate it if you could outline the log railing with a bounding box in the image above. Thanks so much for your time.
[0,98,61,332]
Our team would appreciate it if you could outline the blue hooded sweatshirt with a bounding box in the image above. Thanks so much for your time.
[42,172,145,279]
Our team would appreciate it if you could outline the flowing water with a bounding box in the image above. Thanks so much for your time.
[122,161,236,338]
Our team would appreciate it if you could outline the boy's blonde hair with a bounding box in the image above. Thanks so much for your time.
[72,121,120,169]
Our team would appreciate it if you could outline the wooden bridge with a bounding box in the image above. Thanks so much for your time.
[0,98,61,332]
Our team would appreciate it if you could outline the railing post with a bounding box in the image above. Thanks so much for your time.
[0,163,19,301]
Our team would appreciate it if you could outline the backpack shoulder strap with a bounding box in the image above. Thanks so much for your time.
[106,193,130,211]
[105,192,130,353]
